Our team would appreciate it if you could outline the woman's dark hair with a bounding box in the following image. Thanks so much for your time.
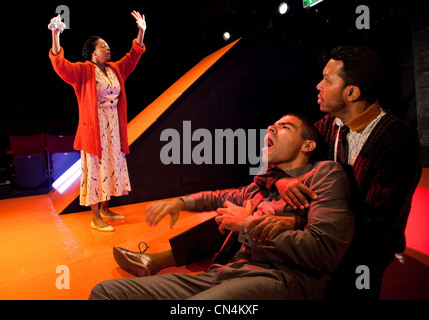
[82,36,101,61]
[330,45,383,104]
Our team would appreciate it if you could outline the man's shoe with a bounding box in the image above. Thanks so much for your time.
[113,242,161,277]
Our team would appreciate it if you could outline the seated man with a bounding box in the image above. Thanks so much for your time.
[89,114,355,300]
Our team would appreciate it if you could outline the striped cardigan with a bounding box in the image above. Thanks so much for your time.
[315,111,421,259]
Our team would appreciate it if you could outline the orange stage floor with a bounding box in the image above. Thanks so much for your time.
[0,169,428,300]
[0,196,215,300]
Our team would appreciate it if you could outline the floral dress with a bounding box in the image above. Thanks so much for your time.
[79,65,131,206]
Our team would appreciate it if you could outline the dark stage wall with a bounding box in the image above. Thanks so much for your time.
[4,1,426,206]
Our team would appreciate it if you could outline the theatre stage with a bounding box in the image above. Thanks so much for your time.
[0,169,428,300]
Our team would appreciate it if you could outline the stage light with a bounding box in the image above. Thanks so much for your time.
[278,2,289,14]
[223,31,231,41]
[52,159,81,194]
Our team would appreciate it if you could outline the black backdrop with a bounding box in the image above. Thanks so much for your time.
[2,0,426,203]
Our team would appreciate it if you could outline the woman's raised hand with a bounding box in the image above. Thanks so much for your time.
[48,14,66,34]
[50,14,63,55]
[131,10,146,31]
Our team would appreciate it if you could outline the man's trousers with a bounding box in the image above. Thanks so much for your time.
[89,263,289,300]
